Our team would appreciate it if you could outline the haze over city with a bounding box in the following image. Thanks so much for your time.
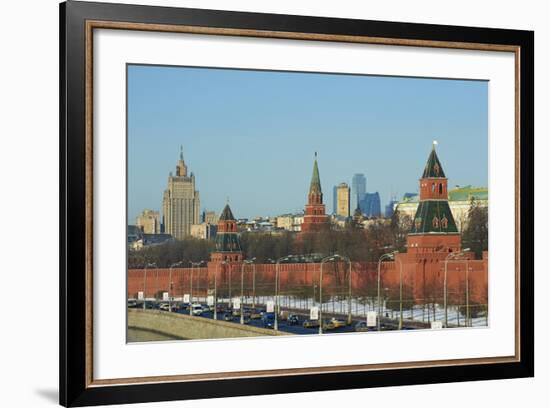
[128,64,488,221]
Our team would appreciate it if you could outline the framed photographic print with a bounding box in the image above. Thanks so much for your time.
[60,0,534,406]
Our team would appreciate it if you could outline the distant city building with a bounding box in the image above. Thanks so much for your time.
[127,225,143,246]
[335,182,351,218]
[190,223,218,240]
[135,209,161,234]
[360,192,381,217]
[142,233,173,246]
[162,146,200,240]
[276,213,305,232]
[385,198,399,218]
[361,217,391,229]
[127,225,173,251]
[301,153,330,234]
[202,210,218,225]
[395,185,488,232]
[352,206,365,228]
[351,173,366,215]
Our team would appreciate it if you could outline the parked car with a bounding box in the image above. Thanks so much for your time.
[127,300,138,308]
[249,309,263,320]
[142,301,155,309]
[288,314,300,325]
[303,319,320,329]
[232,308,241,317]
[354,321,370,332]
[322,319,337,330]
[262,312,275,329]
[330,317,347,329]
[201,304,211,313]
[172,302,184,312]
[159,303,170,311]
[190,304,204,316]
[278,310,290,321]
[223,312,233,321]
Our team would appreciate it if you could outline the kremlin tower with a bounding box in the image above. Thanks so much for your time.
[406,142,461,254]
[300,153,330,234]
[210,204,243,263]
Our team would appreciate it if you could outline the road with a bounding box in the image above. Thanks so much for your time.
[130,301,423,336]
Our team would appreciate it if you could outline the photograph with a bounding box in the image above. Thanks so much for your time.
[126,65,489,342]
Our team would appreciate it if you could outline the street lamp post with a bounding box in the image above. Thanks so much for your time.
[142,262,156,310]
[240,258,256,324]
[155,267,159,305]
[319,255,341,334]
[228,263,232,309]
[189,261,205,305]
[345,257,352,326]
[313,284,317,309]
[189,262,194,304]
[443,249,470,328]
[377,252,395,331]
[214,260,227,320]
[142,264,147,310]
[252,263,257,309]
[168,261,183,312]
[395,256,403,330]
[466,263,471,327]
[275,256,292,331]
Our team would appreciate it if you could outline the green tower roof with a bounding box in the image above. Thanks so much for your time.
[422,144,446,178]
[410,200,458,234]
[219,204,235,221]
[215,233,242,252]
[309,153,322,194]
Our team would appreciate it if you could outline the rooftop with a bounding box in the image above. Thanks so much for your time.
[399,186,488,204]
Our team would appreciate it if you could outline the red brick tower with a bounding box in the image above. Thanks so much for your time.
[406,142,461,254]
[301,153,330,233]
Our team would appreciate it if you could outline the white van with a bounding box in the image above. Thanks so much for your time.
[191,304,204,316]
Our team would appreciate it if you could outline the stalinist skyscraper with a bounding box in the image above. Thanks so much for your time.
[162,146,200,240]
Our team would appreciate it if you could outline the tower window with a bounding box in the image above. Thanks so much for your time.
[431,183,436,192]
[439,183,443,194]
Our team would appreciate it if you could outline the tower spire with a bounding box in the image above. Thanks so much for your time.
[309,153,322,194]
[422,141,445,178]
[176,145,188,177]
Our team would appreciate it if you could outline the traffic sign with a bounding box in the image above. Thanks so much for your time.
[207,295,214,306]
[367,311,377,327]
[137,291,144,300]
[310,306,319,320]
[183,294,190,303]
[266,300,274,313]
[233,297,240,310]
[162,292,169,301]
[431,321,443,330]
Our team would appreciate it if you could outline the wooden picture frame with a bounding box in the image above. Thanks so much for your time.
[60,1,534,406]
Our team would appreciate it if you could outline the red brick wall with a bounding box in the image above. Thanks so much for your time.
[128,257,488,305]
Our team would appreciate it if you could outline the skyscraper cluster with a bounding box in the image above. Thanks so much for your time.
[333,173,381,218]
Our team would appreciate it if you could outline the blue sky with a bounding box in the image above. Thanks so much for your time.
[128,64,488,222]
